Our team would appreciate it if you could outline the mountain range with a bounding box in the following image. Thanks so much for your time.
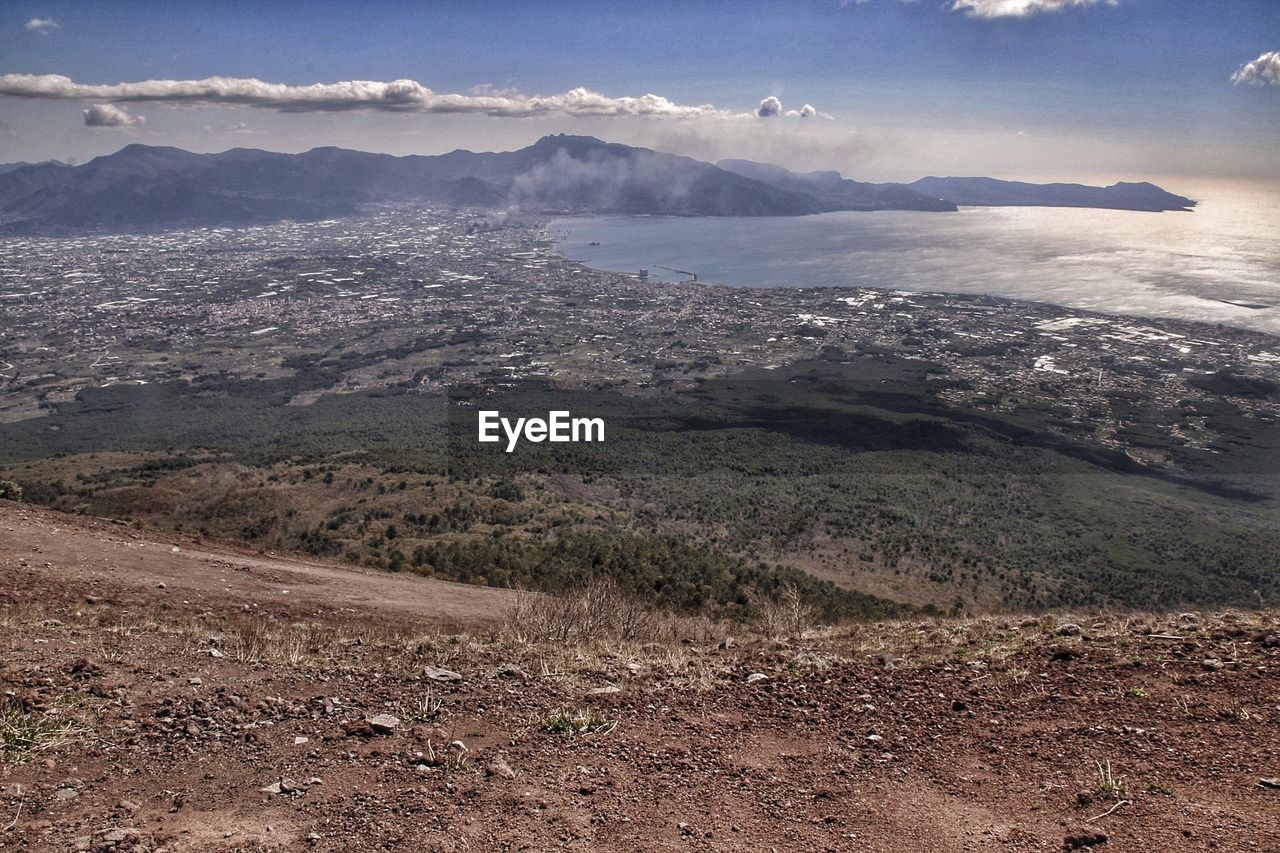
[0,160,67,175]
[0,135,1194,233]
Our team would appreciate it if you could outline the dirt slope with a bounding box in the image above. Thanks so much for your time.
[0,501,514,629]
[1,501,1279,852]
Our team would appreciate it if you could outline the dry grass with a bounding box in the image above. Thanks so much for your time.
[541,707,616,735]
[0,699,88,764]
[500,578,670,644]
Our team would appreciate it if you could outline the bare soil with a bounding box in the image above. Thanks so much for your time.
[1,501,1278,852]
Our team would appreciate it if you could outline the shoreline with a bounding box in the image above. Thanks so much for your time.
[548,210,1280,340]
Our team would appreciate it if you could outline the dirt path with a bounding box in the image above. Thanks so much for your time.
[0,501,514,629]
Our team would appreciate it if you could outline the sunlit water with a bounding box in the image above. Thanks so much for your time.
[552,179,1280,335]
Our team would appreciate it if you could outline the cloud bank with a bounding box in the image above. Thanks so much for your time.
[83,103,144,127]
[24,17,60,34]
[950,0,1117,18]
[1231,51,1280,85]
[0,74,820,123]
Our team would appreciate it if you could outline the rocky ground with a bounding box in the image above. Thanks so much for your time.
[1,500,1279,852]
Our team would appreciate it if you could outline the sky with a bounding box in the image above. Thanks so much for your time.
[0,0,1277,183]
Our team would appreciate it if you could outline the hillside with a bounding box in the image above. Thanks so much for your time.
[0,137,823,231]
[1,501,1278,851]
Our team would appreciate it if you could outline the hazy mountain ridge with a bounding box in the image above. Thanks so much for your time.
[0,160,67,175]
[717,159,957,212]
[0,135,1193,232]
[908,176,1196,212]
[722,159,1194,213]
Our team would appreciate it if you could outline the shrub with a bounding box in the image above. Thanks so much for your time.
[501,577,664,644]
[753,583,815,640]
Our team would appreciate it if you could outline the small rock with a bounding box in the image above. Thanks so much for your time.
[717,636,736,650]
[746,673,768,684]
[156,582,167,589]
[54,787,79,801]
[866,734,883,742]
[189,677,203,686]
[496,663,529,680]
[367,713,400,735]
[1056,623,1083,637]
[1202,658,1224,671]
[278,777,302,794]
[66,658,103,679]
[1063,829,1108,849]
[74,837,91,852]
[1259,778,1280,790]
[96,828,139,844]
[586,685,621,696]
[260,781,284,794]
[2,783,23,798]
[486,759,516,780]
[343,720,376,738]
[209,648,224,658]
[118,799,140,813]
[294,736,309,745]
[422,666,463,683]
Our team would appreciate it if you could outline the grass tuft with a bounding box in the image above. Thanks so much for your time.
[541,707,616,735]
[0,699,87,764]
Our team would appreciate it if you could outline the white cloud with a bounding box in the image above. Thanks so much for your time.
[82,103,144,127]
[1231,51,1280,86]
[0,73,742,120]
[757,96,782,118]
[950,0,1117,18]
[24,17,60,34]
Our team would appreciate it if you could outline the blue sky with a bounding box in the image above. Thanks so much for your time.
[1,0,1277,181]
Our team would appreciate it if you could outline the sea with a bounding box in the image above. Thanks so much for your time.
[551,179,1280,336]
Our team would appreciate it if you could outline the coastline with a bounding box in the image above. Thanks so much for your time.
[548,204,1280,339]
